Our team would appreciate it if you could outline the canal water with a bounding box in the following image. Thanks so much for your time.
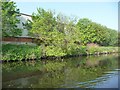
[2,54,119,88]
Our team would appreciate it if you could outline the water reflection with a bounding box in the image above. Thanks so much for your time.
[2,54,119,88]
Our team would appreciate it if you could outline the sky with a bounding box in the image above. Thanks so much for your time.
[13,1,118,30]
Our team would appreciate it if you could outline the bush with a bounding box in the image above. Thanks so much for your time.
[68,45,87,55]
[2,44,119,61]
[45,46,66,57]
[87,46,118,54]
[2,44,42,61]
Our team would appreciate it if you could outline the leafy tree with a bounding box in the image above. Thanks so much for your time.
[28,8,82,56]
[88,23,109,46]
[25,7,118,57]
[76,18,118,46]
[28,8,59,56]
[29,8,56,40]
[107,29,118,46]
[2,0,22,37]
[55,13,81,54]
[76,18,93,45]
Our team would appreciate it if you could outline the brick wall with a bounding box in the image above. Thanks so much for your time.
[2,37,34,43]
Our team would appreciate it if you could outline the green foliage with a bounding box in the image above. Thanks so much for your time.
[77,46,87,54]
[2,44,42,61]
[45,46,66,56]
[64,43,85,55]
[27,8,81,57]
[2,44,118,61]
[24,7,118,57]
[2,0,22,37]
[87,46,118,54]
[107,29,118,46]
[76,18,118,46]
[23,19,32,33]
[29,8,56,38]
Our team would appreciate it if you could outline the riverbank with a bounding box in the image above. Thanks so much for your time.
[2,44,119,62]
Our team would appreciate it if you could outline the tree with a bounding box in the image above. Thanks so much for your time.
[55,14,81,55]
[107,29,118,46]
[29,8,56,39]
[76,18,118,46]
[25,7,118,57]
[76,18,93,45]
[28,8,60,56]
[28,8,82,56]
[2,0,22,37]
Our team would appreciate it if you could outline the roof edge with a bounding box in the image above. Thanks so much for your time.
[20,13,32,17]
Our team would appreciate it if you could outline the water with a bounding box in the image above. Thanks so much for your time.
[2,54,119,88]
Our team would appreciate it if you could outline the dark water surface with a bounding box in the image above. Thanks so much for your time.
[2,54,119,88]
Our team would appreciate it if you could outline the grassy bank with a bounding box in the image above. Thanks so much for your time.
[87,46,118,55]
[2,44,119,61]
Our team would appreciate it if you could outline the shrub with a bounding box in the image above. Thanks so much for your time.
[2,44,42,61]
[69,45,87,55]
[45,46,66,57]
[87,46,118,54]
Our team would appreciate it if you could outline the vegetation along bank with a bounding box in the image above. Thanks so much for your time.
[1,1,119,61]
[2,44,119,61]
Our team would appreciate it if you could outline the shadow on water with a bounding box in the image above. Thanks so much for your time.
[2,54,119,88]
